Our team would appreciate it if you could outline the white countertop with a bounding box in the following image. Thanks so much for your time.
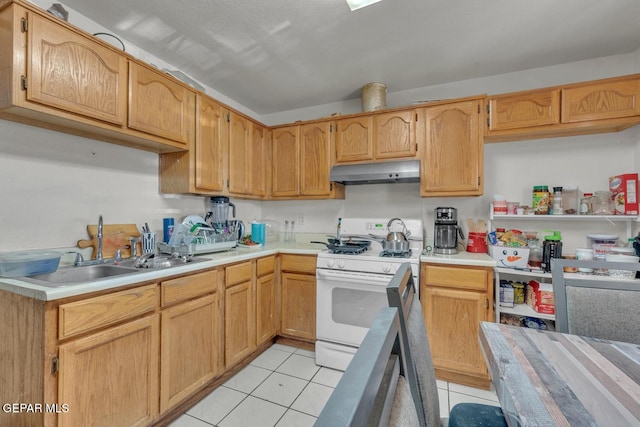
[0,240,323,301]
[420,251,497,267]
[1,236,499,301]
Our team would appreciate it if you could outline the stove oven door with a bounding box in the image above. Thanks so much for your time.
[316,268,392,347]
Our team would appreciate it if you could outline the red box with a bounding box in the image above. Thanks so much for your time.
[610,173,639,215]
[526,280,555,315]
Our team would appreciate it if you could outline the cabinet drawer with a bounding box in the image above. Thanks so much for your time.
[225,261,252,287]
[279,254,316,274]
[423,264,489,291]
[257,256,275,277]
[161,269,218,306]
[59,284,158,339]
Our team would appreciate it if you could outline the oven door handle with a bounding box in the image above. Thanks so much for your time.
[316,269,393,285]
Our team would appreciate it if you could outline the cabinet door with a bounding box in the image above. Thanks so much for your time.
[280,272,316,340]
[488,89,560,131]
[225,281,255,367]
[562,78,640,123]
[335,116,373,163]
[373,111,416,159]
[419,99,483,197]
[300,122,332,196]
[128,61,195,145]
[228,112,251,195]
[422,286,489,380]
[256,272,277,345]
[195,95,227,192]
[58,315,159,427]
[27,12,127,125]
[249,123,267,197]
[160,293,219,412]
[271,125,300,197]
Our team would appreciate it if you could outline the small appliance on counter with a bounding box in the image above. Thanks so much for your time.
[205,196,236,226]
[434,207,464,254]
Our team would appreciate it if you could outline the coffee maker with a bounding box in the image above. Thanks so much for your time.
[434,207,464,254]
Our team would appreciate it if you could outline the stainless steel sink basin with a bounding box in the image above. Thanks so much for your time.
[20,264,142,287]
[19,256,211,287]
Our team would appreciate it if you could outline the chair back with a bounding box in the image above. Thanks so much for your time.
[316,306,419,426]
[551,258,640,344]
[387,263,438,427]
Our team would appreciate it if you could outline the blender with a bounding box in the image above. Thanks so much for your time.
[205,196,236,226]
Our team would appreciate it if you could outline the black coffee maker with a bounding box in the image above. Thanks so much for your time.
[434,207,464,254]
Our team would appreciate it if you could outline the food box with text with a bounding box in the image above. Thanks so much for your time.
[526,280,555,315]
[610,173,638,215]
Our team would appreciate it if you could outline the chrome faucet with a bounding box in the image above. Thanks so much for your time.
[96,215,104,261]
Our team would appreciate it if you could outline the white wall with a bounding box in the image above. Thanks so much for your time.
[1,3,639,255]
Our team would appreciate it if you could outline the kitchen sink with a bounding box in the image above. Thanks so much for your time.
[19,256,211,287]
[20,264,142,287]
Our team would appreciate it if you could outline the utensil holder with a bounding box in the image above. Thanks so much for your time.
[142,232,156,254]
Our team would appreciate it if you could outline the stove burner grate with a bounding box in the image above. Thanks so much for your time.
[379,249,413,258]
[331,246,369,255]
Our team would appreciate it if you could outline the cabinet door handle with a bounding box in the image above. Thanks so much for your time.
[485,298,489,309]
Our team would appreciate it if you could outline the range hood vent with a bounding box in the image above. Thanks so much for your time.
[330,159,420,185]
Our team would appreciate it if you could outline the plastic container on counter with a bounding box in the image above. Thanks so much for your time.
[0,250,62,277]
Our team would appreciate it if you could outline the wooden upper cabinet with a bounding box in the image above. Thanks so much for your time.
[419,98,483,197]
[335,116,373,163]
[228,112,251,195]
[27,11,127,125]
[128,61,195,145]
[249,123,267,197]
[271,125,300,197]
[195,95,227,192]
[487,88,560,131]
[300,122,332,196]
[373,110,416,159]
[562,77,640,123]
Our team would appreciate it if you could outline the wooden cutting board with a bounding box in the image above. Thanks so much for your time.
[77,224,141,260]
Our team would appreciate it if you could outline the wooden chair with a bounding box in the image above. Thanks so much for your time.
[315,306,421,426]
[386,263,507,427]
[551,258,640,345]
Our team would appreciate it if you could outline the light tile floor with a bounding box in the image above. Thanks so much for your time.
[169,343,499,427]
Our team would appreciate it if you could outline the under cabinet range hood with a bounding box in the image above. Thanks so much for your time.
[329,159,420,185]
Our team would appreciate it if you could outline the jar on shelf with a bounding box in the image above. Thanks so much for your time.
[532,186,550,215]
[562,186,579,214]
[552,186,563,215]
[592,191,615,215]
[579,192,593,215]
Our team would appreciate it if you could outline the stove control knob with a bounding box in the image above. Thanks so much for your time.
[337,260,345,269]
[382,263,392,273]
[326,259,334,268]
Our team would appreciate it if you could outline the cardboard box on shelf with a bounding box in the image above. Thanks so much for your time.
[499,281,514,308]
[526,280,555,315]
[610,173,638,215]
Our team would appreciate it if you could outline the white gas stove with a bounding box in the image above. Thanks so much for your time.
[315,218,423,371]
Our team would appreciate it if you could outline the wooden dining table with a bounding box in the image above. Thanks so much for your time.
[479,322,640,426]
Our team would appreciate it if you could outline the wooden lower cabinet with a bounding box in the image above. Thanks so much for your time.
[256,256,277,345]
[420,262,494,389]
[224,261,256,367]
[160,270,220,413]
[279,254,316,341]
[58,315,159,427]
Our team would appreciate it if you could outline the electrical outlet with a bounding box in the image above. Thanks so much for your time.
[298,215,304,225]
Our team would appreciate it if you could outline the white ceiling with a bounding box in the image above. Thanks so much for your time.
[58,0,640,115]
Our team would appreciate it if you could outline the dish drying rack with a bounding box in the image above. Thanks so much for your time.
[159,223,238,255]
